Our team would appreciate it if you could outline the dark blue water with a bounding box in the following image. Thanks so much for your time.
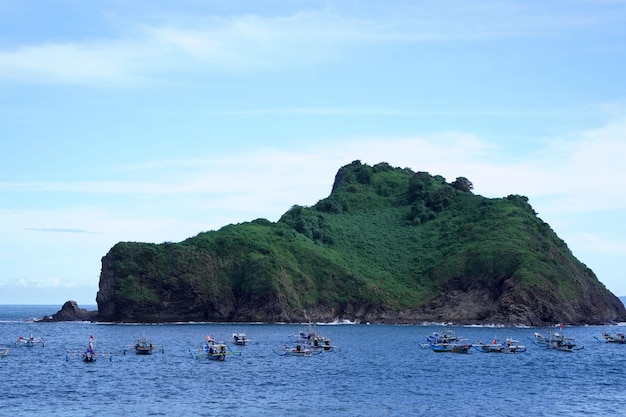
[1,306,626,416]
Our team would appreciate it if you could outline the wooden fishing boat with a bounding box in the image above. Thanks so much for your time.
[428,342,472,353]
[595,331,626,344]
[189,336,240,361]
[529,326,583,351]
[474,338,526,353]
[232,332,251,346]
[309,338,339,351]
[65,336,111,362]
[425,329,458,345]
[123,337,164,355]
[273,343,322,357]
[290,324,335,351]
[82,348,97,362]
[422,329,471,353]
[14,333,45,347]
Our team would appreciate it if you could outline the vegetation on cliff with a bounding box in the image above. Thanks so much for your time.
[96,161,626,324]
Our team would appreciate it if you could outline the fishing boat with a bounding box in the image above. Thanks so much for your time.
[290,323,336,351]
[66,336,111,362]
[232,332,251,346]
[309,338,339,351]
[189,336,240,361]
[529,326,583,352]
[595,331,626,344]
[474,338,526,353]
[123,337,164,355]
[273,343,322,357]
[14,333,46,347]
[82,335,99,362]
[425,329,458,345]
[427,342,473,353]
[82,347,97,362]
[421,329,472,353]
[0,347,9,358]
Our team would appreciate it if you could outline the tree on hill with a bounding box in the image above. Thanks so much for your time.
[451,176,473,192]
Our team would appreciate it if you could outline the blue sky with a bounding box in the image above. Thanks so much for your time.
[1,0,626,305]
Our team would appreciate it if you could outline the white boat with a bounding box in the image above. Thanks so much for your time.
[232,333,251,346]
[595,331,626,344]
[529,326,583,352]
[14,333,45,347]
[474,338,526,353]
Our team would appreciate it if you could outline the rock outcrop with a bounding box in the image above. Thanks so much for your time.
[38,300,97,322]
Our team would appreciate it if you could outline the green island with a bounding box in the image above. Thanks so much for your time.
[92,161,626,325]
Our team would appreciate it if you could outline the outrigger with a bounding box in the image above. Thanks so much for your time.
[421,329,472,353]
[273,342,322,357]
[189,336,240,361]
[595,331,626,344]
[289,323,339,352]
[14,333,45,347]
[66,336,112,362]
[473,338,526,353]
[529,325,583,352]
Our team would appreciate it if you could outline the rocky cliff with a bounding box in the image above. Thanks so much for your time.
[38,300,97,322]
[94,161,626,325]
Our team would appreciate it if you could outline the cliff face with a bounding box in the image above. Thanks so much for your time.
[95,161,626,325]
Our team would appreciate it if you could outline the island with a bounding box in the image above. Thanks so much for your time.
[49,161,626,326]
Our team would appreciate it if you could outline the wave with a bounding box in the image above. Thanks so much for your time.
[316,318,360,326]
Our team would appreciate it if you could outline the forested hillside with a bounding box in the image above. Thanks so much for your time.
[95,161,626,325]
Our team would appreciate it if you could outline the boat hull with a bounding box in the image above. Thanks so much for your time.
[430,344,472,354]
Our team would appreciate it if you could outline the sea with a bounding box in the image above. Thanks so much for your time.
[1,305,625,417]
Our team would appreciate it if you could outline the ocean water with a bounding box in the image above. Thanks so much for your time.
[1,305,626,416]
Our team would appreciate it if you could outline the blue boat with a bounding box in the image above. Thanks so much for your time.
[189,336,240,361]
[65,336,111,362]
[422,329,472,353]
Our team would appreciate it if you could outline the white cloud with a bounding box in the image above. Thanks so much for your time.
[2,124,625,214]
[1,2,620,86]
[568,232,626,255]
[0,11,374,85]
[0,41,157,86]
[0,277,76,288]
[2,117,626,295]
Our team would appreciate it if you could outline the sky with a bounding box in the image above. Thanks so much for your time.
[1,0,626,305]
